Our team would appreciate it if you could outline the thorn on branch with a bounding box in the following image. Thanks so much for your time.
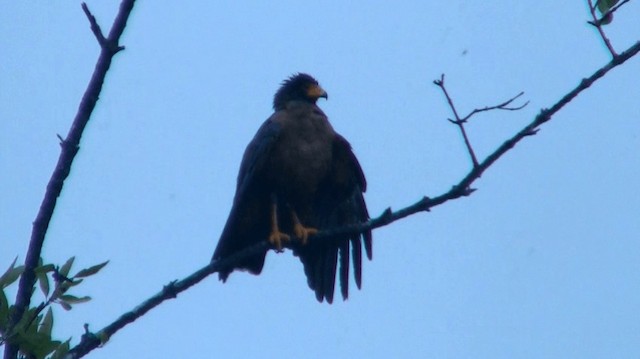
[379,207,393,222]
[58,137,80,155]
[419,196,431,211]
[163,280,179,299]
[450,185,475,198]
[80,323,100,346]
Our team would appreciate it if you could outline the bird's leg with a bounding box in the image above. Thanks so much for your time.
[268,202,290,252]
[291,211,318,245]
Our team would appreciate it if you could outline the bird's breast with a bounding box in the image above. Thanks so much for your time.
[268,118,334,205]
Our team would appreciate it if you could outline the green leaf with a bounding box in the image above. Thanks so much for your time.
[1,256,18,277]
[0,256,24,288]
[50,338,71,359]
[26,312,42,336]
[34,263,55,274]
[15,330,58,359]
[13,306,39,334]
[41,341,62,359]
[1,265,25,288]
[38,307,53,336]
[600,12,614,25]
[67,278,84,288]
[0,289,9,327]
[37,270,50,297]
[59,294,91,304]
[58,257,75,278]
[596,0,619,14]
[74,260,109,278]
[58,301,72,311]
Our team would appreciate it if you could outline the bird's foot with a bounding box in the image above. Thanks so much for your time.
[268,230,290,252]
[293,224,318,245]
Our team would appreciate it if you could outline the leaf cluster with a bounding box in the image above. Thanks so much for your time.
[1,257,108,359]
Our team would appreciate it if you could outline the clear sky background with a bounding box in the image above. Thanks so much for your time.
[2,2,639,358]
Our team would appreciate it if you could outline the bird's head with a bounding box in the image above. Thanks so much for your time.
[273,73,328,110]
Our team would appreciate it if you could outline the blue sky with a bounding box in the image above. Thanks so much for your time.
[2,2,639,358]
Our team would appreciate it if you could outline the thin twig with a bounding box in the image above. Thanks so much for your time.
[461,92,528,122]
[434,75,528,168]
[64,39,640,359]
[3,1,137,359]
[433,74,480,167]
[587,0,618,57]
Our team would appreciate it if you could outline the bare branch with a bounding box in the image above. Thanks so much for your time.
[434,75,528,168]
[3,1,137,359]
[81,3,107,48]
[81,2,126,53]
[461,92,528,122]
[434,74,480,167]
[64,39,640,359]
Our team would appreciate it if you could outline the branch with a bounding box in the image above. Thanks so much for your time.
[587,0,619,57]
[64,39,640,359]
[81,3,108,49]
[459,92,528,122]
[433,74,480,166]
[433,74,528,168]
[3,1,137,359]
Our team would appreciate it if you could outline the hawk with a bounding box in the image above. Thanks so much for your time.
[212,73,372,303]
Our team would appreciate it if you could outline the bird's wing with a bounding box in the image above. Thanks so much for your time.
[294,134,372,303]
[212,116,282,280]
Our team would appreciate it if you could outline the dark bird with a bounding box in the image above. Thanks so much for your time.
[212,73,372,303]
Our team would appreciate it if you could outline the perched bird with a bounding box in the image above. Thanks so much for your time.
[212,73,372,303]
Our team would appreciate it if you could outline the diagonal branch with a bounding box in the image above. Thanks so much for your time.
[3,1,137,359]
[64,39,640,359]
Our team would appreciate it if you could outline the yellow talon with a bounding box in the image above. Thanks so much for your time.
[268,230,290,252]
[269,202,289,252]
[268,203,317,250]
[292,211,317,245]
[293,224,317,245]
